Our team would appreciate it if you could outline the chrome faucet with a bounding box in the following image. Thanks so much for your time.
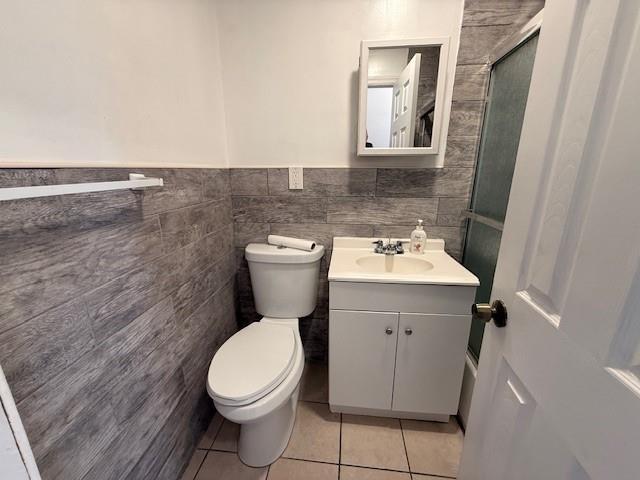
[372,239,404,255]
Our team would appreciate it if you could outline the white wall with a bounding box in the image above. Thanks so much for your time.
[368,48,410,78]
[216,0,464,168]
[367,87,393,148]
[0,0,228,168]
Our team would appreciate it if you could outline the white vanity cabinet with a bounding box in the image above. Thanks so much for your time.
[328,281,476,421]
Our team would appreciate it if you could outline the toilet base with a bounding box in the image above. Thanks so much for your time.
[238,385,300,467]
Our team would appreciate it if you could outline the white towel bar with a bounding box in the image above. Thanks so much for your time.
[0,173,163,202]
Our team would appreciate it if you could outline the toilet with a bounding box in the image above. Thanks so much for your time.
[206,242,324,467]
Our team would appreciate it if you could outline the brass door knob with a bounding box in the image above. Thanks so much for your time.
[472,300,508,328]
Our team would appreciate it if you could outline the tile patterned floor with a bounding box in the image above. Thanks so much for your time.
[183,363,463,480]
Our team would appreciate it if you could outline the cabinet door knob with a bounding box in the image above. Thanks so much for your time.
[385,327,393,335]
[405,328,413,335]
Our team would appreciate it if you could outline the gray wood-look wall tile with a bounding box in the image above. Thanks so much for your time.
[376,168,474,198]
[453,65,489,101]
[54,169,144,226]
[267,168,376,197]
[444,136,479,167]
[1,167,236,480]
[300,316,329,363]
[137,168,205,216]
[462,0,544,27]
[179,281,236,390]
[457,25,514,65]
[155,390,213,480]
[0,299,95,403]
[81,368,186,480]
[159,197,232,252]
[109,336,182,425]
[233,196,328,223]
[268,223,373,250]
[230,168,269,196]
[203,169,231,200]
[448,101,484,137]
[0,196,68,252]
[178,223,235,279]
[0,216,164,333]
[327,197,438,225]
[234,223,270,247]
[18,297,177,460]
[437,197,470,226]
[172,252,236,324]
[36,399,121,480]
[83,253,177,341]
[18,346,113,458]
[127,389,212,480]
[0,168,57,187]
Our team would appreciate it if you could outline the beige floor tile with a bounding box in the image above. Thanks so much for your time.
[340,465,411,480]
[410,475,446,480]
[181,449,207,480]
[197,413,224,450]
[300,363,329,403]
[212,420,240,452]
[282,401,340,463]
[401,418,463,477]
[341,415,409,472]
[268,458,338,480]
[195,451,267,480]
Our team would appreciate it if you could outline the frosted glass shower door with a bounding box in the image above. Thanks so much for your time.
[463,34,539,360]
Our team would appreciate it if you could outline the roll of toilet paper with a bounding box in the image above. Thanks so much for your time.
[267,235,316,252]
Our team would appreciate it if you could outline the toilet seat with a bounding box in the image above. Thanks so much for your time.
[207,322,296,406]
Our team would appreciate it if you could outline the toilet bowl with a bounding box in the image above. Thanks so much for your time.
[206,243,324,467]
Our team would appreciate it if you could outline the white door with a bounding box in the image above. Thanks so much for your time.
[393,313,470,415]
[0,409,29,480]
[329,310,399,410]
[390,53,421,147]
[460,1,640,479]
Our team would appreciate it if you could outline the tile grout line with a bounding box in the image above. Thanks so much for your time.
[338,412,343,480]
[191,450,208,480]
[399,418,412,474]
[278,455,428,476]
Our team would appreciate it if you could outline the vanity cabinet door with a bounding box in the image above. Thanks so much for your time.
[329,310,399,410]
[392,313,471,415]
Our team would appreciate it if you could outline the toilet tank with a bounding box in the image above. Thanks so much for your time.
[245,243,325,318]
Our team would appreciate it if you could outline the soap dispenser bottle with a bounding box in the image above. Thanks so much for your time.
[410,219,427,254]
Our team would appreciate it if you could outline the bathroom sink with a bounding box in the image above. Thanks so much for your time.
[355,255,434,274]
[328,237,479,286]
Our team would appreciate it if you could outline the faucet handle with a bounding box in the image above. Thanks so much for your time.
[395,240,405,254]
[372,240,384,246]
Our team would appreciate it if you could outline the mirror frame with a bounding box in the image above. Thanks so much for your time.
[357,37,450,156]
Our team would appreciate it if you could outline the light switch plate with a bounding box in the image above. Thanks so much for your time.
[288,167,303,190]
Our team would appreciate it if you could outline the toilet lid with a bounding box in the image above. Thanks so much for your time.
[207,322,296,405]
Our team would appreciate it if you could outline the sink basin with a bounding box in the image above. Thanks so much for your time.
[356,255,434,274]
[328,237,479,285]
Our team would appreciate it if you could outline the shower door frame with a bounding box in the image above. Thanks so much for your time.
[458,9,543,427]
[462,9,544,237]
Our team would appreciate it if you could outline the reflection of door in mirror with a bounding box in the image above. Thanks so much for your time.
[390,53,421,147]
[364,45,441,150]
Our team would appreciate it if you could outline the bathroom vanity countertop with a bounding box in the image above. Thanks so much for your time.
[328,237,479,286]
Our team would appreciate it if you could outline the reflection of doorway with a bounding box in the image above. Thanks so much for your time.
[366,87,393,147]
[390,53,421,147]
